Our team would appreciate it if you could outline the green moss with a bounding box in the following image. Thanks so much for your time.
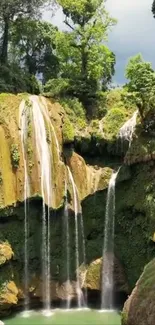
[10,144,20,169]
[103,108,127,140]
[121,311,128,325]
[0,171,3,185]
[62,117,75,144]
[85,259,101,289]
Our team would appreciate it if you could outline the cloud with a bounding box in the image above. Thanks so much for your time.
[106,0,155,82]
[44,0,155,83]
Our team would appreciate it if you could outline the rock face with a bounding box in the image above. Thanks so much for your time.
[0,93,155,316]
[82,257,128,295]
[122,259,155,325]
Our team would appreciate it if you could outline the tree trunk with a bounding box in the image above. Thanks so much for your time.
[81,45,87,77]
[0,17,9,65]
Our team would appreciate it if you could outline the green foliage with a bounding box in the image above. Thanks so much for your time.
[103,107,126,140]
[11,19,59,81]
[93,91,107,119]
[125,54,155,120]
[0,64,41,94]
[10,144,20,169]
[60,97,87,130]
[56,0,116,112]
[62,117,75,143]
[0,0,46,64]
[44,78,70,97]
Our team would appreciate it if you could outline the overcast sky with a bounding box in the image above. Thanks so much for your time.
[44,0,155,84]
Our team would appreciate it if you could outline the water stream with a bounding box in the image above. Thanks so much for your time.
[31,96,52,313]
[101,170,119,310]
[40,96,60,159]
[118,110,138,148]
[64,178,71,309]
[67,167,87,308]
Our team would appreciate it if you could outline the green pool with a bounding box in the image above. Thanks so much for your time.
[4,309,121,325]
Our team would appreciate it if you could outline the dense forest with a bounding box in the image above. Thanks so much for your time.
[0,0,154,122]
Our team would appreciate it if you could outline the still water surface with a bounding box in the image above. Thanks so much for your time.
[4,309,121,325]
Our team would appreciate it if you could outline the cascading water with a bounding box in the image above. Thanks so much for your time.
[67,166,86,308]
[19,100,30,311]
[64,179,71,309]
[40,96,60,159]
[101,170,119,310]
[118,110,138,147]
[79,205,87,307]
[30,96,52,313]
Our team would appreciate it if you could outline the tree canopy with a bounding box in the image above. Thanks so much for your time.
[53,0,116,112]
[10,18,59,81]
[152,0,155,17]
[125,54,155,120]
[0,0,46,64]
[0,0,117,116]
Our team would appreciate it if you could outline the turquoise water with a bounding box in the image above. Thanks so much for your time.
[4,310,121,325]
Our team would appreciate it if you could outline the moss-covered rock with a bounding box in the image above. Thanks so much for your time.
[124,124,155,165]
[122,259,155,325]
[80,257,128,295]
[84,258,101,290]
[0,242,13,266]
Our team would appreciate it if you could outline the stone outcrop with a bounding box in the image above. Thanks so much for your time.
[81,257,128,295]
[0,93,155,317]
[0,242,13,266]
[122,259,155,325]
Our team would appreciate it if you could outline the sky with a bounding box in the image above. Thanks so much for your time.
[44,0,155,84]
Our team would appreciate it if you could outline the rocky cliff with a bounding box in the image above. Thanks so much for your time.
[0,91,155,316]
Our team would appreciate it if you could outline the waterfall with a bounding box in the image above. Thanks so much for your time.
[64,179,71,309]
[101,170,119,310]
[19,100,30,311]
[67,167,86,308]
[30,96,52,312]
[79,206,87,307]
[40,96,60,159]
[118,110,138,147]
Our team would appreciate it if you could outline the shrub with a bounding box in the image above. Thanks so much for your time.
[43,78,70,97]
[103,107,126,140]
[106,88,123,109]
[60,97,87,129]
[62,117,75,144]
[10,144,20,169]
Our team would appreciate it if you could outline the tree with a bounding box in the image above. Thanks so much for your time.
[125,54,155,119]
[152,0,155,18]
[55,0,116,110]
[10,19,59,81]
[0,0,46,64]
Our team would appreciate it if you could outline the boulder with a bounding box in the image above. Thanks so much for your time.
[122,259,155,325]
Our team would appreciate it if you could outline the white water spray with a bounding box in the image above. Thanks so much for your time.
[101,170,119,310]
[67,167,83,308]
[31,95,52,311]
[118,111,138,147]
[64,178,71,309]
[19,100,30,311]
[40,96,60,159]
